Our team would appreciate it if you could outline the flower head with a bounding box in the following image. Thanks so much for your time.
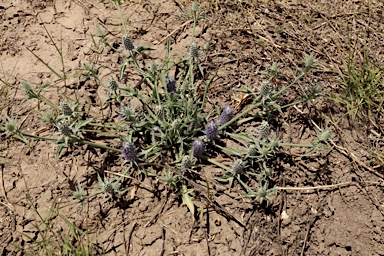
[257,121,270,139]
[205,121,219,140]
[219,105,234,125]
[119,105,136,122]
[189,42,199,62]
[1,116,18,136]
[122,34,135,51]
[41,110,56,125]
[122,141,138,161]
[59,121,72,137]
[317,128,331,143]
[166,77,176,93]
[258,80,272,99]
[22,82,38,100]
[232,159,247,173]
[60,102,73,117]
[108,77,119,91]
[181,155,195,169]
[192,139,204,158]
[247,144,258,157]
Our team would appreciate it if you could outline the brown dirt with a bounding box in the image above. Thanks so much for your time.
[1,0,384,255]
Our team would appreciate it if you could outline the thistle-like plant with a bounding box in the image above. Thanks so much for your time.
[13,0,327,216]
[72,181,87,208]
[189,42,200,63]
[119,103,136,122]
[160,168,179,190]
[1,116,28,143]
[40,110,56,125]
[1,116,19,137]
[257,121,270,140]
[108,77,119,92]
[97,174,127,201]
[58,101,79,121]
[166,76,177,93]
[237,181,276,205]
[258,80,273,104]
[232,159,247,174]
[180,155,196,170]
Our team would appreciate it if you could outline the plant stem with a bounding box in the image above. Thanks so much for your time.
[116,2,127,35]
[39,96,59,110]
[22,132,57,142]
[273,71,307,98]
[88,122,123,129]
[21,132,121,153]
[280,98,309,109]
[279,142,313,148]
[74,138,121,153]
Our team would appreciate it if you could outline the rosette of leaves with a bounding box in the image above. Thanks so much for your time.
[236,181,276,205]
[96,174,128,201]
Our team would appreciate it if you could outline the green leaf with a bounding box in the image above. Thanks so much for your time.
[215,176,235,187]
[267,101,283,114]
[235,87,254,94]
[216,145,242,156]
[214,176,232,182]
[55,143,66,158]
[119,61,128,81]
[198,63,204,77]
[136,46,155,53]
[226,132,254,143]
[26,47,63,80]
[181,184,194,217]
[15,134,29,144]
[235,192,256,199]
